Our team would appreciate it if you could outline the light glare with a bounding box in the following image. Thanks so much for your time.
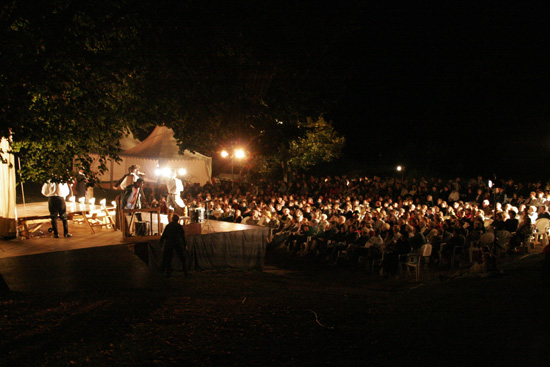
[235,149,245,159]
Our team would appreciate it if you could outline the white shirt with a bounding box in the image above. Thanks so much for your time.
[167,176,184,195]
[167,176,185,208]
[41,181,70,198]
[120,172,139,190]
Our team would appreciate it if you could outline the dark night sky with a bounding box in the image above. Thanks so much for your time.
[325,1,550,180]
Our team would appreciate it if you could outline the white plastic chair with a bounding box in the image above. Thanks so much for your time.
[372,250,385,275]
[533,218,550,247]
[405,244,432,282]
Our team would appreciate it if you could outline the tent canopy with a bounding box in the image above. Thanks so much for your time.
[91,126,212,186]
[122,126,210,162]
[119,128,141,151]
[117,126,211,186]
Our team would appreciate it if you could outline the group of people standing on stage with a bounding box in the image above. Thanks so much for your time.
[114,166,188,277]
[41,164,190,277]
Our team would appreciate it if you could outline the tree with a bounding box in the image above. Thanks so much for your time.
[287,117,345,170]
[131,0,358,179]
[1,0,360,183]
[254,116,344,180]
[0,0,146,183]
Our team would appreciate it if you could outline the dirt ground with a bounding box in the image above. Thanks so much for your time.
[2,248,550,366]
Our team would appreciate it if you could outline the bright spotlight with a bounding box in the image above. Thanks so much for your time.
[179,168,187,176]
[162,167,171,177]
[154,168,162,176]
[221,150,229,158]
[235,149,245,159]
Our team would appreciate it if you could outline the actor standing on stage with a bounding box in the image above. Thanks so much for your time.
[167,169,185,215]
[122,178,145,210]
[161,214,188,278]
[41,179,72,238]
[117,178,145,236]
[117,165,141,190]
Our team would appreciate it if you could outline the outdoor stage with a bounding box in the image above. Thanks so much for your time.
[0,202,269,292]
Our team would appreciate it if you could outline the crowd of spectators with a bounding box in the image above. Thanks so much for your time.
[143,174,550,275]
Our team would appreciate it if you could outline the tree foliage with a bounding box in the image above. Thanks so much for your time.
[0,0,146,182]
[250,116,344,180]
[1,0,360,182]
[287,117,345,170]
[136,0,357,172]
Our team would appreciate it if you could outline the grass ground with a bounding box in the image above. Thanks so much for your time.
[1,249,549,367]
[7,184,550,365]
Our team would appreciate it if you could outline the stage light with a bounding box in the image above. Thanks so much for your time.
[162,167,171,177]
[154,168,161,176]
[179,168,187,176]
[221,150,229,158]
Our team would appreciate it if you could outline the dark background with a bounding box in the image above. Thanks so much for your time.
[323,1,550,180]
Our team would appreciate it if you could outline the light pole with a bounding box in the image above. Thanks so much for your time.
[221,148,246,185]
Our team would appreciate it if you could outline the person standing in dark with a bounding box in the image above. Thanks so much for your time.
[160,214,189,278]
[41,179,72,238]
[74,169,88,199]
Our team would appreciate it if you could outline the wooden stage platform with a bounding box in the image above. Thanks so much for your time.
[1,202,269,292]
[1,201,267,260]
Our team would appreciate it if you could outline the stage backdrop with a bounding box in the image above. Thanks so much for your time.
[147,226,269,271]
[0,136,17,238]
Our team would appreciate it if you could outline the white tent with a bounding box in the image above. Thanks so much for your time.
[119,128,141,151]
[89,129,141,187]
[96,126,212,186]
